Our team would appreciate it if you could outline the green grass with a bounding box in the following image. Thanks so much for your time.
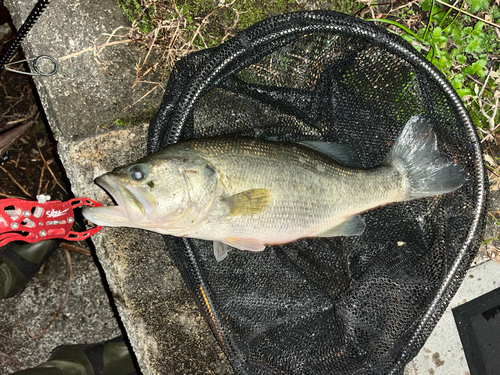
[367,0,500,140]
[116,0,155,34]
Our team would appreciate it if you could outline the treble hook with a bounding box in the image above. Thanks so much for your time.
[3,55,57,76]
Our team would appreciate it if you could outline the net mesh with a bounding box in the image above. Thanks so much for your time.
[148,11,487,374]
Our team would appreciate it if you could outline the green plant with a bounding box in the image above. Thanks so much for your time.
[367,0,500,140]
[114,106,157,127]
[117,0,155,34]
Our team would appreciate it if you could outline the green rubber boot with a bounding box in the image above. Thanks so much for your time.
[0,240,59,299]
[12,337,138,375]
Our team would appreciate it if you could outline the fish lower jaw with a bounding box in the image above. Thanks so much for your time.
[82,205,132,227]
[149,227,208,238]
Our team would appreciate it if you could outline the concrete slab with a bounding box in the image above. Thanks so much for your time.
[0,249,121,374]
[405,259,500,375]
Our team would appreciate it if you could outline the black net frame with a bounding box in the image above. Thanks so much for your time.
[148,11,487,374]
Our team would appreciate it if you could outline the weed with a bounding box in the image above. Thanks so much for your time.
[117,0,155,34]
[109,0,363,108]
[365,0,500,142]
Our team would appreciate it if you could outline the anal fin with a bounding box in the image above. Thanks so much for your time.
[213,241,231,262]
[224,237,266,252]
[316,215,366,237]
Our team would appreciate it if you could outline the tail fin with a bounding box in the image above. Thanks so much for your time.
[386,115,465,200]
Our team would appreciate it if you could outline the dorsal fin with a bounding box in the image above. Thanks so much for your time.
[297,141,364,168]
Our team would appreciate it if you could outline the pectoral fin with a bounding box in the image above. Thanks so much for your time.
[222,188,272,217]
[316,215,366,237]
[224,237,266,252]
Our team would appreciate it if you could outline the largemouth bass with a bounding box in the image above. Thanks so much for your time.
[83,116,465,261]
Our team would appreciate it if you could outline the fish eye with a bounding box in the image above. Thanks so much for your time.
[130,166,146,181]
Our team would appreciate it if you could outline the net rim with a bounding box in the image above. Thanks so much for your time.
[148,10,488,373]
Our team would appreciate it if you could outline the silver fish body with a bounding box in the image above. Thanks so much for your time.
[83,116,465,261]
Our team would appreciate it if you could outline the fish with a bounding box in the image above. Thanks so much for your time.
[82,115,465,261]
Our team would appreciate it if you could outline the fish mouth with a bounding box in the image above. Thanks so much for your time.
[82,174,149,227]
[97,174,134,213]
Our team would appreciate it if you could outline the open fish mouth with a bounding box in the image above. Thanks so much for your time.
[95,174,126,209]
[82,174,145,227]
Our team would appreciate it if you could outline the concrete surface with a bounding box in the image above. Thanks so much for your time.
[0,249,121,374]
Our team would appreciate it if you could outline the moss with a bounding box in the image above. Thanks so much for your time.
[236,0,297,31]
[115,118,131,126]
[114,106,157,127]
[36,118,46,131]
[328,0,364,15]
[175,0,299,49]
[116,0,155,34]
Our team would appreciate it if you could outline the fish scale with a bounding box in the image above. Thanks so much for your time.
[195,142,401,243]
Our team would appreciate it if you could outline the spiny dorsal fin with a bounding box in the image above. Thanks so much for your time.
[222,188,272,217]
[297,141,364,168]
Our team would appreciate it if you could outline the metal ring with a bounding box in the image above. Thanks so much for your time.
[3,55,58,76]
[32,55,58,76]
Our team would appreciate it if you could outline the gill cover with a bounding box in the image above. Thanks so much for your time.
[171,158,221,229]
